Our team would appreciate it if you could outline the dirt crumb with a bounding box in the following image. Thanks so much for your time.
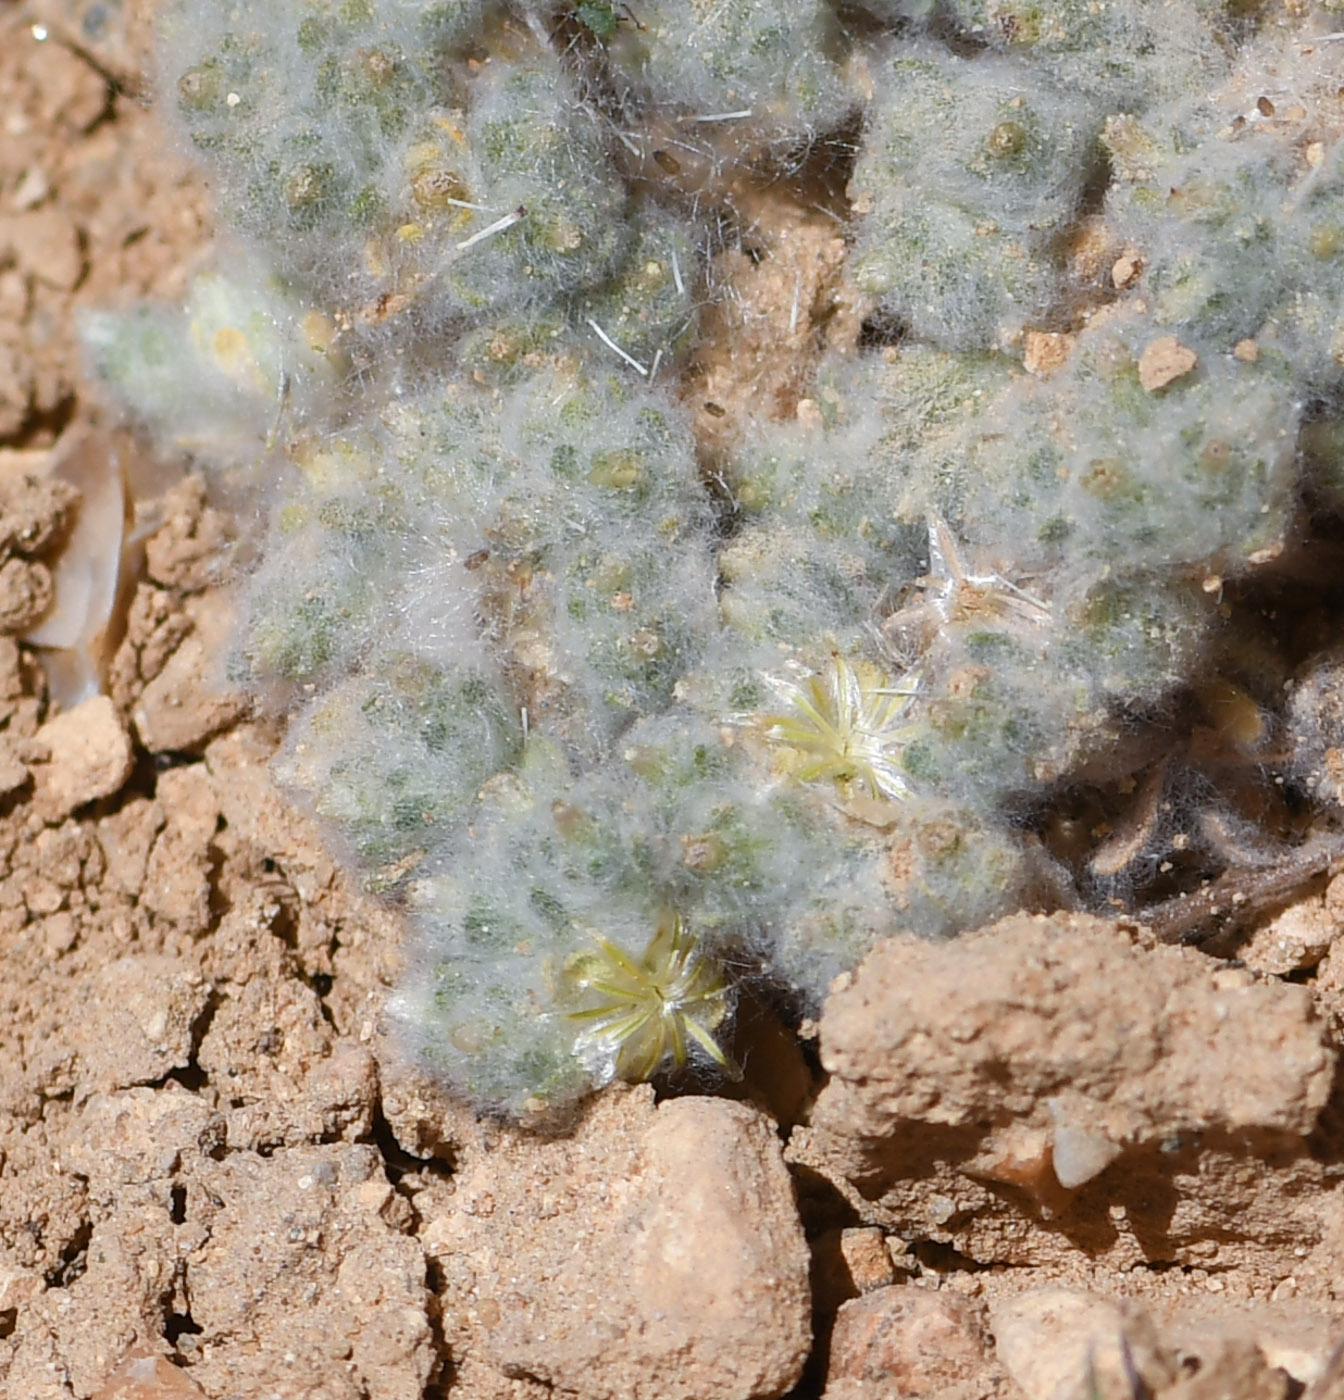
[811,910,1332,1149]
[0,5,208,449]
[0,555,53,630]
[1240,871,1344,976]
[986,1289,1339,1400]
[177,1145,433,1399]
[71,953,211,1097]
[0,207,87,290]
[32,693,134,820]
[5,1,1344,1393]
[109,584,194,708]
[1138,335,1198,391]
[0,337,31,440]
[131,593,247,753]
[1112,249,1143,288]
[838,1227,898,1295]
[142,477,231,594]
[27,0,158,91]
[139,763,218,932]
[0,466,78,558]
[1023,330,1075,374]
[685,186,863,456]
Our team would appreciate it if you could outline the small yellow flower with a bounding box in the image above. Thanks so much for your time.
[761,651,921,802]
[566,912,736,1083]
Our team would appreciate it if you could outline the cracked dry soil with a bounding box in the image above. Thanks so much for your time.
[8,4,1344,1399]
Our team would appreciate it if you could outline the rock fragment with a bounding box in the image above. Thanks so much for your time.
[91,1349,207,1399]
[990,1290,1175,1400]
[427,1087,811,1400]
[825,1287,1006,1400]
[789,914,1335,1262]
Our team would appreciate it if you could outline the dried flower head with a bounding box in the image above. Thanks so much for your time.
[761,651,922,802]
[565,912,736,1083]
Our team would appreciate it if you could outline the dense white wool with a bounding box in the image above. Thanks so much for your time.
[935,0,1234,107]
[79,262,341,461]
[157,0,632,332]
[849,44,1103,349]
[605,0,857,151]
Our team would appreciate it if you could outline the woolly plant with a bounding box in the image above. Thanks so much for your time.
[85,0,1344,1117]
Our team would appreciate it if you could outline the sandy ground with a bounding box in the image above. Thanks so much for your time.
[5,3,1344,1399]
